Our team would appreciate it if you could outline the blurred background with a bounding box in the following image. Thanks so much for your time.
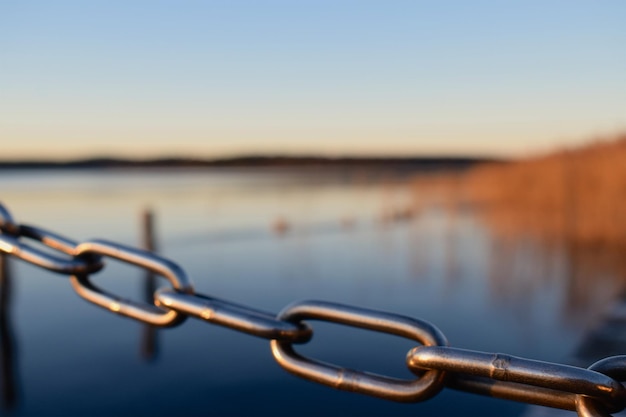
[1,1,626,416]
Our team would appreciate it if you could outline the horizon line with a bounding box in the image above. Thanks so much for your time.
[0,154,501,171]
[0,152,501,164]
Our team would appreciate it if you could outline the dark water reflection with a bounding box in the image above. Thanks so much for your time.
[140,209,159,362]
[0,255,18,411]
[0,169,624,416]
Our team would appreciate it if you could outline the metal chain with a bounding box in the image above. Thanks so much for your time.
[0,201,624,416]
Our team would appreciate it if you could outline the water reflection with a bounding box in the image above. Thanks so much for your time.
[0,170,625,416]
[409,191,626,337]
[0,254,18,410]
[483,219,626,330]
[140,209,159,362]
[561,240,626,327]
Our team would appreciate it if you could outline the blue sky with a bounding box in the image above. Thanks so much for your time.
[1,1,625,160]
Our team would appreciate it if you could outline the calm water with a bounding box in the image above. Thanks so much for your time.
[0,169,623,416]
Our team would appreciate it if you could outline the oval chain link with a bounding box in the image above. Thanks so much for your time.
[0,225,104,274]
[70,239,194,327]
[0,204,103,274]
[155,288,312,342]
[270,300,449,402]
[447,373,579,411]
[576,356,626,417]
[408,346,626,411]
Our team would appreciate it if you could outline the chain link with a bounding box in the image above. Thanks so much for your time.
[0,201,625,415]
[270,300,449,402]
[154,288,312,342]
[0,224,103,274]
[70,239,194,327]
[576,356,626,417]
[409,346,626,413]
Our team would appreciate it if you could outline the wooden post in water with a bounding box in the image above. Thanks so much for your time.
[0,254,17,410]
[140,208,159,362]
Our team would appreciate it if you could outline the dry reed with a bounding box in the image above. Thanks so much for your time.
[413,134,626,247]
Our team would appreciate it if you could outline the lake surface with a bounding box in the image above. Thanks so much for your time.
[0,169,623,416]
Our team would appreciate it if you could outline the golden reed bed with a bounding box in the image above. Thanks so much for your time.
[413,134,626,248]
[411,135,626,322]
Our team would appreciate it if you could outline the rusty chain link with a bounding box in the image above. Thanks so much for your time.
[0,201,624,416]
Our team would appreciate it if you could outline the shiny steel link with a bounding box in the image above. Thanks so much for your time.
[155,288,312,343]
[70,239,194,327]
[0,224,103,275]
[408,346,626,411]
[0,203,102,274]
[447,373,578,411]
[270,300,448,402]
[576,356,626,417]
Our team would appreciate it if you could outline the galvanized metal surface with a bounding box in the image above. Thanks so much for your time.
[0,201,625,416]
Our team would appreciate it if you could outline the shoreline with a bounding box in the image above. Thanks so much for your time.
[0,155,496,172]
